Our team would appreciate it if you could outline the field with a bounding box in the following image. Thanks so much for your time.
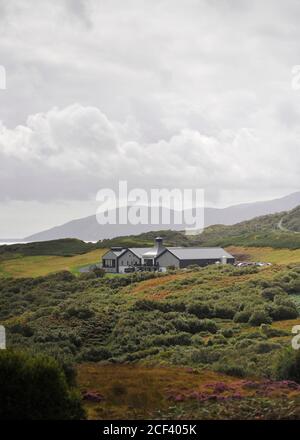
[1,245,299,279]
[228,246,300,264]
[78,363,300,420]
[0,241,300,420]
[0,249,106,278]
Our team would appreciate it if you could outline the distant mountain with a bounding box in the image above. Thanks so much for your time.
[24,191,300,242]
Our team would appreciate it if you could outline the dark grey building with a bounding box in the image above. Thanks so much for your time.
[102,237,235,273]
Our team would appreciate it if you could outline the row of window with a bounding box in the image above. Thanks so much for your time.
[103,258,155,267]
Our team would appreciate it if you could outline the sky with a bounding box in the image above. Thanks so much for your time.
[0,0,300,237]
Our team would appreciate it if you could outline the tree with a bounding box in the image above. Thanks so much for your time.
[0,350,85,420]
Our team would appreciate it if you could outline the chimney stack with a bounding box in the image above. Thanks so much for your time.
[155,237,164,251]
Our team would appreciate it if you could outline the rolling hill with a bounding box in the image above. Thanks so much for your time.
[21,191,300,242]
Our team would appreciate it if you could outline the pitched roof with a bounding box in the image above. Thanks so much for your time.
[166,247,234,260]
[127,248,153,258]
[104,246,234,261]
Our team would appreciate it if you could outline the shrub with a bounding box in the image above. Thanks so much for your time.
[92,267,106,278]
[149,332,191,347]
[0,350,84,420]
[191,334,205,346]
[235,339,257,350]
[190,348,221,364]
[253,342,281,354]
[275,348,300,383]
[210,334,228,345]
[233,310,251,323]
[80,347,112,362]
[65,306,95,319]
[9,323,34,337]
[269,305,298,321]
[219,328,234,338]
[215,364,248,378]
[261,287,284,301]
[187,302,213,319]
[260,324,289,338]
[198,319,218,334]
[214,305,235,319]
[248,310,272,326]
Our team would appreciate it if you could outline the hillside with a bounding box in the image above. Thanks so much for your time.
[97,207,300,250]
[22,192,300,242]
[281,206,300,232]
[0,206,299,278]
[1,262,300,419]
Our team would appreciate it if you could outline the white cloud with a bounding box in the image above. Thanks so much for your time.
[0,103,299,205]
[0,0,300,235]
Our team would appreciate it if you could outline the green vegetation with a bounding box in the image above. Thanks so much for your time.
[1,264,299,377]
[0,350,84,420]
[0,205,299,419]
[282,206,300,232]
[0,238,96,257]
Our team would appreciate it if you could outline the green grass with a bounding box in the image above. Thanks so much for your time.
[227,246,300,264]
[0,249,106,278]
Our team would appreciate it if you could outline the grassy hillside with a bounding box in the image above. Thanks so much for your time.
[0,249,106,278]
[1,262,300,419]
[0,204,299,278]
[282,206,300,232]
[97,206,300,250]
[0,238,96,257]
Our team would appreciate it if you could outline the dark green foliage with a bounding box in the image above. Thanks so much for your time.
[248,310,272,326]
[253,342,282,354]
[0,238,95,257]
[269,305,298,320]
[261,287,284,301]
[92,267,106,278]
[0,264,299,379]
[186,302,213,319]
[260,324,289,338]
[215,364,249,378]
[214,305,235,319]
[275,348,300,383]
[0,350,84,420]
[234,310,252,323]
[80,347,112,362]
[147,332,191,347]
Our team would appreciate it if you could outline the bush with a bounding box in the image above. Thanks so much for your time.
[190,348,221,364]
[149,332,191,347]
[80,347,112,362]
[64,306,95,319]
[92,267,106,278]
[261,287,284,301]
[215,364,248,378]
[214,305,235,319]
[260,324,289,338]
[233,310,251,323]
[0,350,84,420]
[270,305,298,321]
[187,302,213,319]
[248,310,272,326]
[275,348,300,383]
[253,342,281,354]
[219,328,234,338]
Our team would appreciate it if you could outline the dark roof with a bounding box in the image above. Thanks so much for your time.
[103,246,234,261]
[165,247,234,260]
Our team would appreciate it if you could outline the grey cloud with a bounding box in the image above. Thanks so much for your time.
[0,0,299,237]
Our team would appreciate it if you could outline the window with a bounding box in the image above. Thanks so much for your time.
[104,259,115,268]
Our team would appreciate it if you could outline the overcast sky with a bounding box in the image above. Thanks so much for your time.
[0,0,300,237]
